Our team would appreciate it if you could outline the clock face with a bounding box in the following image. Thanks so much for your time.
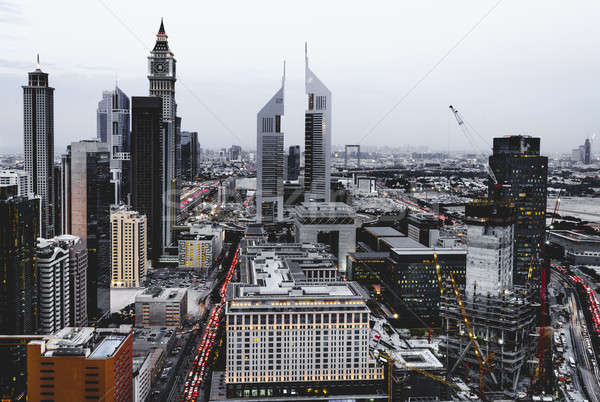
[152,61,168,74]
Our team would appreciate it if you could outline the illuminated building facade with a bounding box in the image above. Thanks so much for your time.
[489,135,547,287]
[225,248,384,399]
[110,209,147,288]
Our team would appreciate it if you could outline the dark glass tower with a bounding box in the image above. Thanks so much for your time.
[489,135,548,287]
[131,96,164,263]
[287,145,301,181]
[180,131,199,180]
[23,56,54,238]
[62,141,112,318]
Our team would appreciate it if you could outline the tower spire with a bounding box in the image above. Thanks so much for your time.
[36,54,40,70]
[158,17,166,35]
[282,60,286,88]
[304,42,308,67]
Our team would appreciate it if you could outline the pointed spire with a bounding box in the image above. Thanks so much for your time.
[36,54,41,70]
[305,42,308,66]
[282,60,286,88]
[158,17,166,35]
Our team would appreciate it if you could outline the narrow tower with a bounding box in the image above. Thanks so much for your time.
[23,55,55,237]
[304,44,331,202]
[256,62,285,223]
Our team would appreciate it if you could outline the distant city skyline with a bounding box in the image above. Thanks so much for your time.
[2,0,600,155]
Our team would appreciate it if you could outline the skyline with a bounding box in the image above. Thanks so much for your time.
[2,0,600,155]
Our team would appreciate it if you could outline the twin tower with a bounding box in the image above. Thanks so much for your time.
[256,45,332,222]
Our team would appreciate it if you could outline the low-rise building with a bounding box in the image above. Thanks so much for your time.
[135,287,187,328]
[178,224,223,270]
[548,230,600,265]
[27,326,133,402]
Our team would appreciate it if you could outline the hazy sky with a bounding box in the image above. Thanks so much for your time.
[1,0,599,155]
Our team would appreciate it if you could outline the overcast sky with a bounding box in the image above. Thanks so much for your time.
[1,0,599,155]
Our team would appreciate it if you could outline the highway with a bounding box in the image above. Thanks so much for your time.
[552,267,600,401]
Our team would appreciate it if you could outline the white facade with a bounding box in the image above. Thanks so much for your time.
[133,353,152,402]
[225,252,383,388]
[256,64,285,223]
[0,170,31,197]
[465,220,514,298]
[304,45,331,202]
[111,209,148,288]
[37,238,71,334]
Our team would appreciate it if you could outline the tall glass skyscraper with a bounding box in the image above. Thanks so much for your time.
[23,56,55,238]
[256,64,285,223]
[489,135,548,287]
[97,86,131,204]
[304,45,331,202]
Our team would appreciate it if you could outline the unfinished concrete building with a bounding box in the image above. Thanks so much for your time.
[439,200,537,392]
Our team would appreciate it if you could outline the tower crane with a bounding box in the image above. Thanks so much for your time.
[449,271,497,396]
[449,105,499,185]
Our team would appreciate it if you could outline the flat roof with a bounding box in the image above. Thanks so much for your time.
[88,336,126,359]
[380,237,424,249]
[391,247,466,256]
[550,230,600,243]
[365,226,404,238]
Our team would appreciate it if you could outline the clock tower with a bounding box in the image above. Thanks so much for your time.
[148,18,176,121]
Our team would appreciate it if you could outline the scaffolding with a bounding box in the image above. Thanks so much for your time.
[439,286,537,392]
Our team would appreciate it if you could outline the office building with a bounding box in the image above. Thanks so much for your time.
[489,135,547,287]
[0,170,31,197]
[27,326,133,402]
[180,131,199,180]
[178,229,222,270]
[584,138,592,164]
[224,247,384,399]
[36,238,70,334]
[256,65,285,223]
[23,56,55,238]
[294,202,356,273]
[230,145,242,161]
[407,213,441,247]
[0,185,40,334]
[62,140,112,316]
[287,145,301,181]
[111,209,147,288]
[53,164,62,235]
[131,96,163,263]
[148,18,178,251]
[304,45,331,202]
[97,86,131,204]
[464,200,515,298]
[134,287,187,327]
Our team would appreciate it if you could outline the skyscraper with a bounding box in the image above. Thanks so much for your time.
[110,209,147,288]
[256,64,285,223]
[584,138,592,164]
[148,19,178,250]
[131,96,163,263]
[489,135,548,287]
[180,131,199,180]
[62,140,112,317]
[287,145,301,181]
[97,86,131,204]
[23,56,55,238]
[0,185,40,334]
[304,45,331,202]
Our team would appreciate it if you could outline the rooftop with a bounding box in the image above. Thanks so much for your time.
[365,226,404,238]
[380,236,425,249]
[136,287,187,302]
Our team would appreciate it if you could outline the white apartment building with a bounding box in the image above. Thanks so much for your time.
[37,238,71,334]
[0,170,31,197]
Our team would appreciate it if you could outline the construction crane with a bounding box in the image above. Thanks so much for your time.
[449,271,496,395]
[449,105,499,185]
[376,350,461,402]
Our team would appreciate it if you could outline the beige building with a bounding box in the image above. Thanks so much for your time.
[111,209,147,288]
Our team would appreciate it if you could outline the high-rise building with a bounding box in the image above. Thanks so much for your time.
[110,209,147,288]
[0,185,40,334]
[287,145,301,181]
[23,56,55,238]
[489,135,548,287]
[229,145,242,161]
[256,65,285,223]
[131,96,163,263]
[464,200,515,298]
[148,19,178,251]
[52,164,62,235]
[225,246,384,398]
[97,86,131,204]
[177,225,223,270]
[584,138,592,164]
[58,234,88,327]
[36,238,71,334]
[0,170,31,197]
[62,140,112,317]
[407,213,441,247]
[180,131,199,180]
[27,326,133,402]
[304,45,331,202]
